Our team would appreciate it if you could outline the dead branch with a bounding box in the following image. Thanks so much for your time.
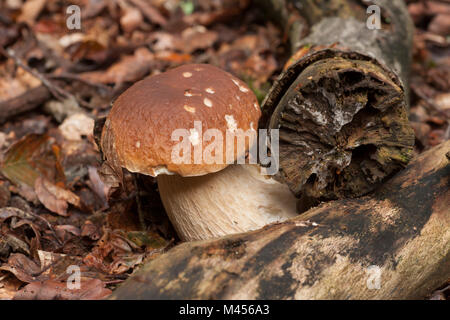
[110,141,450,300]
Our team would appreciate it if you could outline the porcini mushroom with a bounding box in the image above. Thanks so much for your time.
[101,64,298,241]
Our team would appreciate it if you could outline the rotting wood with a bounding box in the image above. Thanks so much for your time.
[257,0,416,207]
[110,141,450,300]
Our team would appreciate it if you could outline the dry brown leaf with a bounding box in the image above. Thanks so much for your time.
[0,273,23,300]
[1,208,33,227]
[1,134,65,194]
[181,25,218,53]
[83,228,168,275]
[0,67,41,102]
[81,220,102,241]
[36,250,83,281]
[54,225,81,237]
[0,233,30,256]
[435,93,450,111]
[120,6,144,33]
[80,47,154,84]
[150,32,180,52]
[17,0,46,25]
[35,177,81,216]
[129,0,167,26]
[428,14,450,36]
[13,278,112,300]
[0,253,41,283]
[154,51,192,63]
[59,113,95,141]
[44,97,83,123]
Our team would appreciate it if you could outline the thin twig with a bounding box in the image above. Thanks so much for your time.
[47,72,112,93]
[1,47,65,100]
[0,46,91,108]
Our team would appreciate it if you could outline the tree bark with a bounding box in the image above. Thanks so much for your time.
[257,0,416,205]
[110,141,450,300]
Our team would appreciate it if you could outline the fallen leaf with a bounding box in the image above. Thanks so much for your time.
[0,182,11,207]
[155,51,192,63]
[0,66,41,102]
[120,6,144,33]
[17,0,46,25]
[0,132,7,150]
[59,33,85,48]
[54,225,81,238]
[126,230,168,250]
[0,273,23,300]
[36,250,83,281]
[181,25,218,53]
[129,0,167,26]
[81,47,155,84]
[0,253,41,283]
[59,113,95,141]
[1,134,65,192]
[44,97,83,123]
[35,177,80,216]
[0,233,30,256]
[81,220,102,241]
[67,39,110,68]
[428,14,450,36]
[435,93,450,111]
[13,278,112,300]
[150,32,179,52]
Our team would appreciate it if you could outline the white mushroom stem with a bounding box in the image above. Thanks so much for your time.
[156,164,298,241]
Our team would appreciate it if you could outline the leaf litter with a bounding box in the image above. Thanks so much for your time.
[0,0,447,300]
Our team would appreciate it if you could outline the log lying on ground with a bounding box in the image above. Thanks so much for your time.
[110,141,450,300]
[257,0,415,205]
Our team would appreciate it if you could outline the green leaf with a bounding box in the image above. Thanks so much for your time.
[180,1,194,15]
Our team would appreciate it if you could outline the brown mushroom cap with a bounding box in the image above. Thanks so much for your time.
[101,64,261,177]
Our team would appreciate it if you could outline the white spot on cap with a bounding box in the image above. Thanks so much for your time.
[225,115,237,132]
[184,90,193,97]
[232,79,249,92]
[254,102,259,111]
[203,97,213,107]
[205,88,215,94]
[189,128,200,145]
[183,72,192,78]
[136,141,141,148]
[184,105,196,113]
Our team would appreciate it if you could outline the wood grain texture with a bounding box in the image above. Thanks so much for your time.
[258,0,416,203]
[110,141,450,300]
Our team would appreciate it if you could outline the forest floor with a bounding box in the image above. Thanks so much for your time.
[0,0,448,299]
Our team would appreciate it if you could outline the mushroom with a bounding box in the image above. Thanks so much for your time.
[101,64,298,241]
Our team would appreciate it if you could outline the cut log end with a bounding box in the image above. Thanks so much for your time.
[268,54,415,201]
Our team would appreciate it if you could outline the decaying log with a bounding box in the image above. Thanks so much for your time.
[110,141,450,299]
[257,0,416,205]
